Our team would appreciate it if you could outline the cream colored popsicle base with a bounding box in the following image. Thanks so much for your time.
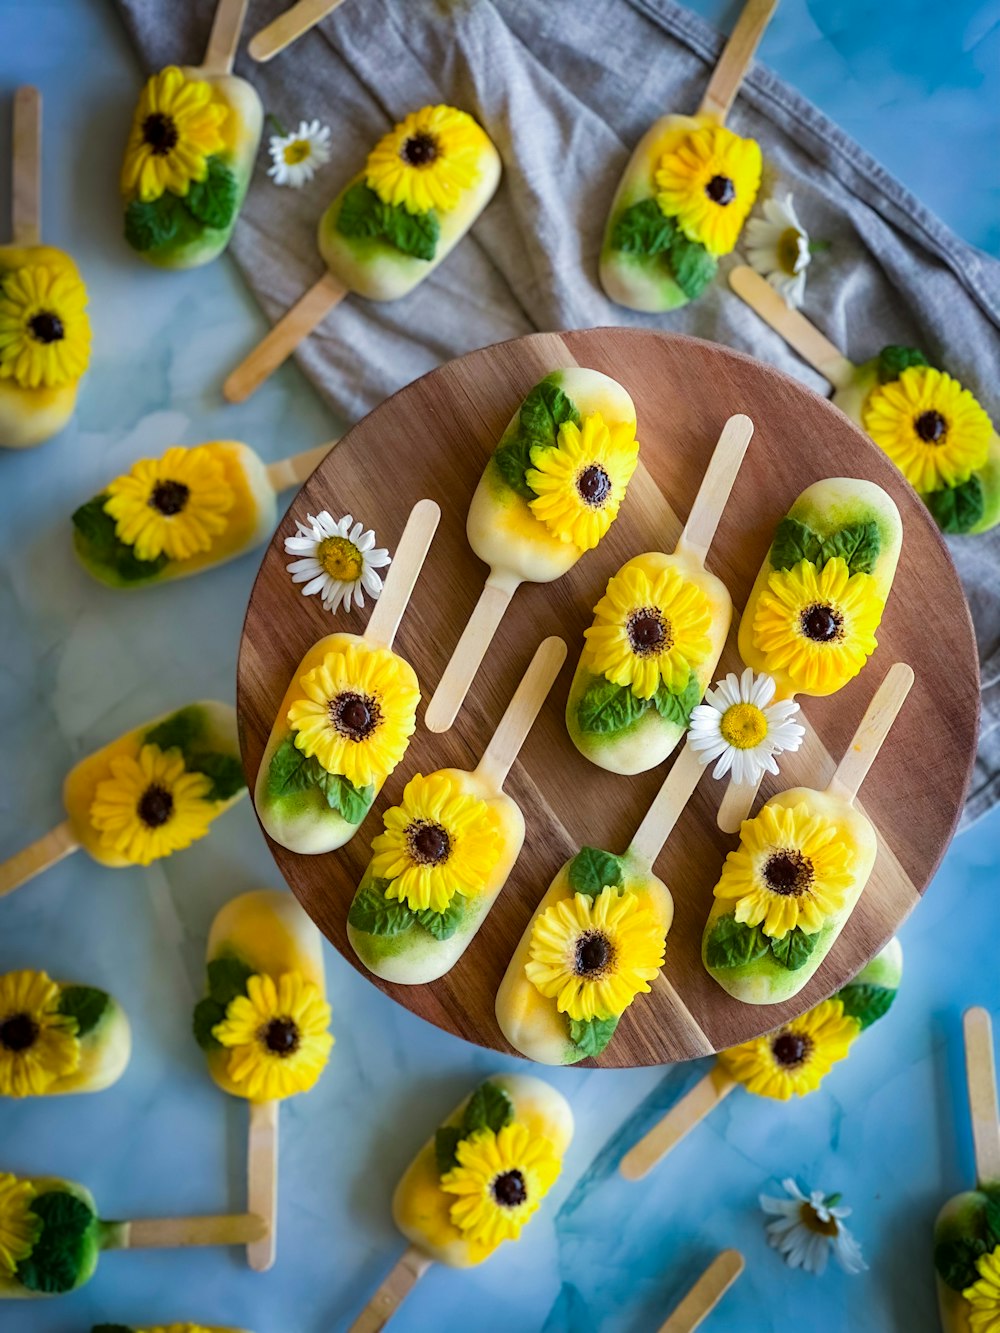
[46,991,131,1097]
[657,1250,745,1333]
[349,1246,432,1333]
[249,0,349,61]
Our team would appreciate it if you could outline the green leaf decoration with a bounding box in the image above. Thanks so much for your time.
[415,900,465,941]
[315,770,374,824]
[192,996,226,1050]
[925,475,985,535]
[348,883,417,937]
[435,1125,464,1176]
[124,192,194,253]
[835,981,897,1030]
[610,199,675,256]
[877,344,931,384]
[185,751,246,802]
[769,516,881,576]
[92,1326,134,1333]
[652,671,702,727]
[492,378,581,501]
[768,928,818,971]
[143,708,245,801]
[185,156,238,230]
[462,1081,515,1135]
[983,1190,1000,1247]
[492,434,538,500]
[16,1191,95,1294]
[577,676,650,736]
[57,986,109,1038]
[267,736,319,797]
[568,1014,620,1059]
[668,229,717,301]
[567,846,624,898]
[934,1235,991,1292]
[144,706,204,754]
[335,181,440,261]
[705,915,770,970]
[71,496,169,583]
[769,516,825,571]
[207,956,254,1007]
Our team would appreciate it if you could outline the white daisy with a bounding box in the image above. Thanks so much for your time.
[267,119,332,188]
[760,1178,866,1276]
[284,512,390,614]
[744,193,811,309]
[688,668,804,785]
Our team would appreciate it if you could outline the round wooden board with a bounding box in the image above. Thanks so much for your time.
[237,329,979,1066]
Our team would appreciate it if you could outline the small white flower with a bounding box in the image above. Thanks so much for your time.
[284,512,390,615]
[744,193,811,309]
[267,119,332,188]
[688,668,804,785]
[760,1178,866,1276]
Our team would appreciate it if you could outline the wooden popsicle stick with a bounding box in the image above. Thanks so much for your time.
[826,663,914,804]
[474,637,567,790]
[697,0,777,124]
[627,742,706,870]
[349,1246,433,1333]
[247,1099,278,1271]
[265,439,339,491]
[0,821,79,897]
[729,267,857,392]
[116,1212,266,1249]
[224,273,348,403]
[963,1007,1000,1188]
[248,0,348,62]
[657,1249,745,1333]
[11,86,42,247]
[677,414,754,565]
[717,775,759,834]
[424,577,519,733]
[620,1064,738,1180]
[201,0,250,76]
[364,498,441,651]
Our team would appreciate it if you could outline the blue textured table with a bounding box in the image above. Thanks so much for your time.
[1,2,998,1330]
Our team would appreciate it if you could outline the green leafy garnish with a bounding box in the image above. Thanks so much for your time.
[435,1125,464,1175]
[143,710,246,801]
[336,181,440,261]
[347,883,416,937]
[652,672,702,727]
[876,344,931,384]
[186,751,245,802]
[610,199,717,300]
[576,676,648,736]
[568,1014,620,1059]
[836,981,896,1030]
[124,191,198,253]
[704,915,770,969]
[16,1191,96,1294]
[145,707,203,753]
[192,996,226,1050]
[462,1081,515,1135]
[185,156,238,230]
[207,956,254,1006]
[935,1189,1000,1289]
[71,496,169,583]
[492,377,581,501]
[567,846,624,898]
[315,770,374,824]
[265,737,370,820]
[768,928,817,971]
[57,986,109,1037]
[667,229,718,301]
[415,900,465,940]
[925,475,985,535]
[769,516,881,576]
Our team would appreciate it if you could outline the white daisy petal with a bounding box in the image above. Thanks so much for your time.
[283,511,390,620]
[759,1180,864,1277]
[684,670,801,786]
[743,191,812,309]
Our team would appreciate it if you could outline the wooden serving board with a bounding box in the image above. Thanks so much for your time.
[237,330,979,1066]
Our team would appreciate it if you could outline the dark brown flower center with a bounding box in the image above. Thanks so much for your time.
[138,783,174,828]
[28,311,65,344]
[262,1018,300,1055]
[142,112,179,156]
[331,692,379,740]
[492,1169,528,1208]
[408,820,451,865]
[577,464,611,506]
[705,174,736,205]
[0,1013,38,1052]
[575,930,613,977]
[771,1030,811,1068]
[627,608,670,655]
[915,409,947,443]
[149,480,190,516]
[763,850,813,896]
[400,132,439,167]
[800,603,842,643]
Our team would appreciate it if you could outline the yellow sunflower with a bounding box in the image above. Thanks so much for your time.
[370,772,502,914]
[365,104,485,215]
[713,801,857,939]
[654,122,762,257]
[0,263,91,390]
[964,1245,1000,1331]
[103,446,235,564]
[0,969,80,1098]
[525,886,665,1022]
[862,365,993,495]
[718,998,860,1100]
[0,1172,41,1278]
[440,1121,561,1248]
[527,412,639,551]
[89,743,215,865]
[751,557,884,695]
[121,65,228,203]
[212,970,333,1101]
[584,563,713,699]
[287,643,419,790]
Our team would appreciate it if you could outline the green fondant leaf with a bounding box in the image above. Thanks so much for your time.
[315,770,374,825]
[568,846,624,898]
[934,1235,990,1292]
[185,156,238,230]
[462,1081,515,1135]
[705,915,770,970]
[984,1191,1000,1247]
[71,496,169,583]
[415,900,465,941]
[492,435,538,501]
[652,671,702,727]
[768,928,817,971]
[877,344,931,384]
[492,378,580,501]
[568,1014,620,1058]
[610,199,675,256]
[925,475,985,535]
[667,229,717,301]
[822,520,881,575]
[435,1125,464,1176]
[124,191,196,254]
[57,986,109,1038]
[576,676,650,736]
[207,956,254,1007]
[769,516,825,571]
[144,706,204,754]
[348,883,417,937]
[835,981,896,1031]
[144,708,244,801]
[267,735,319,797]
[335,182,439,260]
[185,751,246,802]
[16,1191,95,1294]
[192,996,226,1050]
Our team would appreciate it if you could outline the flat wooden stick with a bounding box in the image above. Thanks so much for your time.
[223,273,348,403]
[0,820,79,897]
[349,1246,433,1333]
[826,663,914,804]
[12,86,41,246]
[697,0,777,123]
[364,498,440,651]
[963,1007,1000,1188]
[201,0,250,75]
[247,1099,278,1271]
[729,266,857,392]
[424,578,519,733]
[475,637,567,790]
[265,439,339,492]
[249,0,349,62]
[677,414,754,565]
[657,1249,745,1333]
[627,742,705,869]
[717,774,759,834]
[117,1212,266,1249]
[620,1064,738,1180]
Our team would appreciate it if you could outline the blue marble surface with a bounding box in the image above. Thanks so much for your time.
[1,1,998,1330]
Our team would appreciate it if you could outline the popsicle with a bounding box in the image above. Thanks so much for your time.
[193,890,332,1271]
[426,368,640,734]
[223,103,501,401]
[567,413,753,774]
[620,937,902,1180]
[1,88,91,449]
[249,0,349,61]
[599,0,774,313]
[702,661,913,1006]
[120,0,263,269]
[255,498,438,854]
[348,637,566,984]
[934,1008,1000,1333]
[72,437,335,590]
[0,1172,263,1298]
[717,473,902,831]
[0,969,131,1098]
[656,1251,745,1333]
[729,265,1000,535]
[348,1073,573,1331]
[0,701,246,896]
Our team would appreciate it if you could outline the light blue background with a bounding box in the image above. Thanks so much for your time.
[1,1,998,1330]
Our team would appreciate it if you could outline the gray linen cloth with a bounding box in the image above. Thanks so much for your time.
[115,0,1000,826]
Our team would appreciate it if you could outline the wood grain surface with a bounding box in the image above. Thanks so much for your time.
[236,329,979,1066]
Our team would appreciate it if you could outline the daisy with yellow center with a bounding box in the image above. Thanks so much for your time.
[365,104,485,215]
[525,886,665,1022]
[718,998,860,1101]
[121,66,228,203]
[89,743,215,866]
[964,1245,1000,1331]
[654,122,762,257]
[713,801,857,939]
[212,970,333,1101]
[862,365,993,495]
[0,969,80,1098]
[103,445,235,564]
[440,1121,561,1249]
[0,1172,41,1278]
[286,643,419,790]
[689,668,804,785]
[751,557,884,695]
[0,263,91,390]
[527,412,639,552]
[284,511,391,615]
[583,563,713,699]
